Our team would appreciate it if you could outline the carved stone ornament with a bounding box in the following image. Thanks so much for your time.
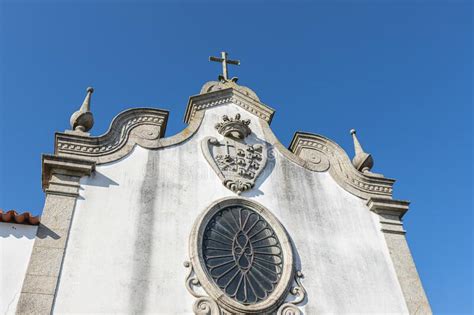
[184,261,221,315]
[186,198,296,314]
[276,271,307,315]
[201,114,267,195]
[288,132,395,199]
[56,108,168,164]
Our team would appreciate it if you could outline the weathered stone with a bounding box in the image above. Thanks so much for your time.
[38,195,76,229]
[27,247,64,277]
[21,275,58,295]
[16,293,54,314]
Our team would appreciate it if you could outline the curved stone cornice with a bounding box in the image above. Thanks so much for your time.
[52,92,395,201]
[184,87,275,125]
[288,132,395,200]
[55,108,169,164]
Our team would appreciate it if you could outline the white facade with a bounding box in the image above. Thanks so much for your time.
[0,223,37,314]
[10,79,431,314]
[54,104,407,314]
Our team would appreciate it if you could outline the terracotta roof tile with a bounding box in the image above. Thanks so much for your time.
[0,209,40,225]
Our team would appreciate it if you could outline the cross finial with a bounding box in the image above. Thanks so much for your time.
[209,51,240,82]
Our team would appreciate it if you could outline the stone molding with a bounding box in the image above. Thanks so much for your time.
[52,87,396,203]
[42,155,95,193]
[367,198,432,314]
[288,132,395,200]
[185,86,397,201]
[55,108,169,164]
[187,197,295,314]
[184,87,275,125]
[367,198,409,234]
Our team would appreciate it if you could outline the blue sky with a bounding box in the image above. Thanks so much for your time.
[0,1,472,313]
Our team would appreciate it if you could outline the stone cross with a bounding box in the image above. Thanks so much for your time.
[209,51,240,81]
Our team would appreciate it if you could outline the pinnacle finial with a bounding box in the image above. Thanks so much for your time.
[70,87,94,133]
[350,129,374,173]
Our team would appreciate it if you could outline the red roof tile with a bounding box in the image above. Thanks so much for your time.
[0,209,40,225]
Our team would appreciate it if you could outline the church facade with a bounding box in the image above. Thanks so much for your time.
[2,53,431,314]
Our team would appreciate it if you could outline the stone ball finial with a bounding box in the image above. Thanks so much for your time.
[70,86,94,133]
[350,129,356,135]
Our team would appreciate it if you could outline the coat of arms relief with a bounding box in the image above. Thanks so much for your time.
[201,113,267,194]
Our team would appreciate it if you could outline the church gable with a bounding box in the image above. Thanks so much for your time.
[50,80,394,203]
[11,52,430,314]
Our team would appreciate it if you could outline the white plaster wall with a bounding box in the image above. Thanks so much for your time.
[0,223,37,314]
[54,103,408,314]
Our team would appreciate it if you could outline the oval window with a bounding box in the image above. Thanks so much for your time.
[202,205,283,304]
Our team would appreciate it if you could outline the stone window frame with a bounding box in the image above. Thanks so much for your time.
[188,197,294,314]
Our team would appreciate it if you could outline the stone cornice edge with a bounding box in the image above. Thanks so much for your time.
[367,197,410,218]
[42,154,95,191]
[184,88,275,125]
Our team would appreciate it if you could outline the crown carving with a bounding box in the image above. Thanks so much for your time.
[215,114,251,139]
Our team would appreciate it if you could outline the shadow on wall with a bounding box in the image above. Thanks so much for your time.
[82,170,120,188]
[36,224,60,240]
[0,223,59,240]
[0,223,37,239]
[77,170,120,200]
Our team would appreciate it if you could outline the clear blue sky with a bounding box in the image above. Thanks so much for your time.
[0,1,472,313]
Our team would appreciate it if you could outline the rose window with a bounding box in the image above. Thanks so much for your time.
[202,206,283,305]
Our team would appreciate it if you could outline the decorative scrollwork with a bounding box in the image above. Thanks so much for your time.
[184,261,202,298]
[184,261,221,315]
[55,108,168,164]
[289,133,395,199]
[290,271,306,305]
[277,270,307,315]
[277,303,301,315]
[192,297,220,315]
